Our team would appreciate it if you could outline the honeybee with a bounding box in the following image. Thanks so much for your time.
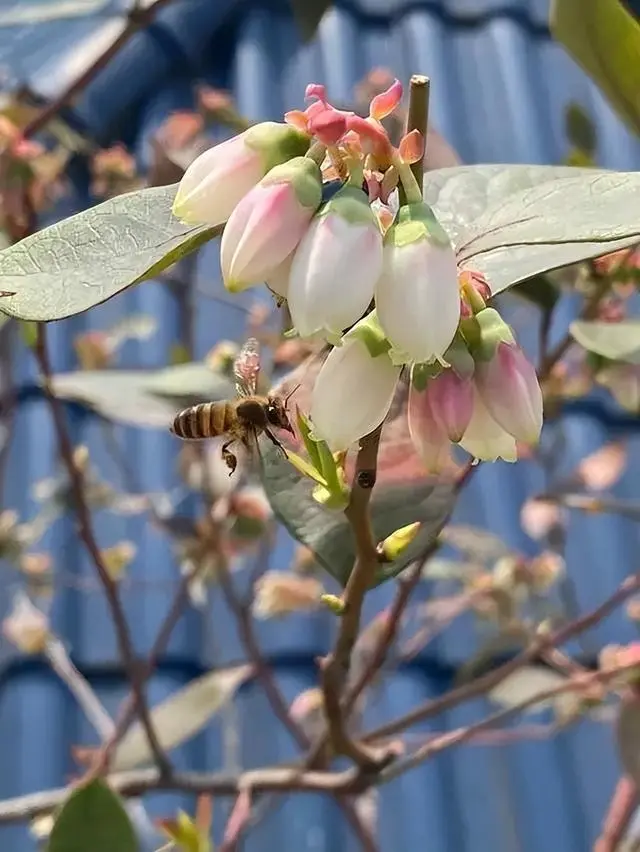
[170,338,296,474]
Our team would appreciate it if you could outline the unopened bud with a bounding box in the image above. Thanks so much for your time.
[72,444,90,472]
[320,593,346,615]
[377,522,421,562]
[2,593,49,654]
[101,541,137,581]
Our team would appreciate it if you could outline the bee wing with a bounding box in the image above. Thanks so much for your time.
[234,337,261,397]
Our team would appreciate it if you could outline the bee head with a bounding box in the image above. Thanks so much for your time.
[266,396,295,434]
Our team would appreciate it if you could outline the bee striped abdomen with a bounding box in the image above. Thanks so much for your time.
[171,402,229,440]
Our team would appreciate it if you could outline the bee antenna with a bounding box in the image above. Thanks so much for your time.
[284,383,301,406]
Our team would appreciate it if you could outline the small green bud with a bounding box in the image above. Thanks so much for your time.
[377,522,421,562]
[320,594,346,615]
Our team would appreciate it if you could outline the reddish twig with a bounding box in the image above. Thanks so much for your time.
[595,775,638,852]
[84,567,196,778]
[217,561,379,852]
[34,324,170,777]
[364,570,640,743]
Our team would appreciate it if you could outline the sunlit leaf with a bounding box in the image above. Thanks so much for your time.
[111,665,253,772]
[454,171,640,293]
[50,365,234,428]
[440,525,510,563]
[47,779,138,852]
[551,0,640,137]
[425,165,640,295]
[489,666,568,715]
[570,319,640,365]
[144,362,235,400]
[0,184,217,321]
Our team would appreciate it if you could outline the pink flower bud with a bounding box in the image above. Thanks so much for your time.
[288,186,383,341]
[172,122,310,227]
[475,341,543,445]
[375,202,460,365]
[427,368,474,443]
[407,380,452,474]
[221,157,322,292]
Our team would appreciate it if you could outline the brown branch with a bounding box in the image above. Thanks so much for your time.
[319,425,388,769]
[218,558,379,852]
[380,659,639,784]
[85,567,196,778]
[22,0,179,140]
[34,324,170,777]
[364,570,640,743]
[0,766,368,825]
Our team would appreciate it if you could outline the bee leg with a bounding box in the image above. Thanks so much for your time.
[264,429,289,459]
[221,441,238,476]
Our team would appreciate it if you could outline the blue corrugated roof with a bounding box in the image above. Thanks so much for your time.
[0,1,639,850]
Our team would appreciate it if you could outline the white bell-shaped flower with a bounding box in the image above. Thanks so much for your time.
[310,316,400,452]
[375,202,460,364]
[288,185,383,342]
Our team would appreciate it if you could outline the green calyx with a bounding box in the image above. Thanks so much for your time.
[315,185,376,228]
[462,307,516,362]
[343,310,392,358]
[385,202,452,250]
[245,121,311,172]
[262,156,323,210]
[410,360,444,391]
[444,333,475,379]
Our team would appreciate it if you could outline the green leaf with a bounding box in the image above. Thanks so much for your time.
[550,0,640,137]
[0,184,217,322]
[112,665,252,772]
[260,439,455,587]
[452,170,640,294]
[424,164,587,247]
[564,102,597,156]
[570,319,640,364]
[290,0,333,40]
[47,779,138,852]
[50,364,234,428]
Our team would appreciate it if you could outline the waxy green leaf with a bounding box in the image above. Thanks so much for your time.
[0,184,216,321]
[48,780,138,852]
[570,319,640,365]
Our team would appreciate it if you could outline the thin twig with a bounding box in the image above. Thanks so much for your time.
[0,767,368,824]
[34,324,170,777]
[595,775,639,852]
[217,560,379,852]
[364,570,640,743]
[380,658,638,784]
[85,567,196,778]
[45,638,115,739]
